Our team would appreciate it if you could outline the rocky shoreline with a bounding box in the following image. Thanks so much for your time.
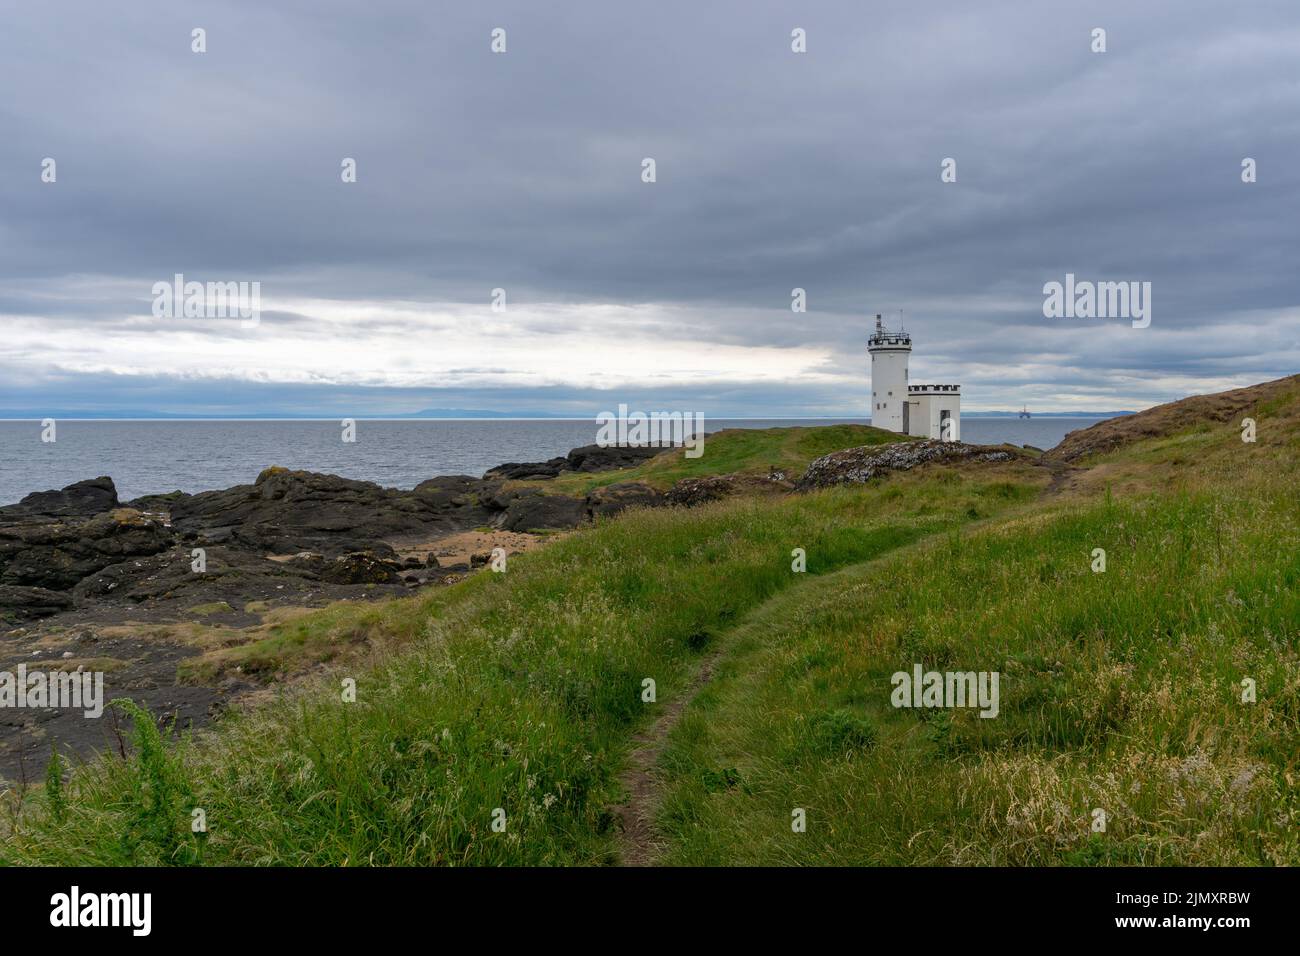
[0,435,1021,781]
[1,443,672,623]
[0,441,681,781]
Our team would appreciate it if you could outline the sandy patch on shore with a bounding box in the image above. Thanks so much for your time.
[392,529,557,566]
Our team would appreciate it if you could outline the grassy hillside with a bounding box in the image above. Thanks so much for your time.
[656,478,1299,864]
[1,456,1041,865]
[529,423,906,494]
[654,376,1300,865]
[3,377,1297,866]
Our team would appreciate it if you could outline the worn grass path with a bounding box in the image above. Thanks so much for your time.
[645,466,1300,864]
[613,652,722,866]
[606,505,1038,866]
[610,453,1091,866]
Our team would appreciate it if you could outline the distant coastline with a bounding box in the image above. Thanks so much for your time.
[0,411,1134,421]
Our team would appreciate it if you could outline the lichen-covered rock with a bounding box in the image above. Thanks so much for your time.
[665,475,738,507]
[0,508,174,590]
[586,481,664,518]
[798,440,1017,489]
[320,551,405,585]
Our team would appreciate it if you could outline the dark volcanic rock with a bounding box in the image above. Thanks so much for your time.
[319,552,405,585]
[409,475,488,508]
[566,444,667,472]
[168,468,500,556]
[483,457,570,480]
[127,490,190,513]
[0,584,74,620]
[0,437,682,626]
[496,490,589,532]
[586,481,665,518]
[0,508,175,590]
[484,443,666,480]
[284,551,328,575]
[0,437,698,779]
[797,440,1017,489]
[69,545,318,606]
[665,475,738,507]
[1,476,119,517]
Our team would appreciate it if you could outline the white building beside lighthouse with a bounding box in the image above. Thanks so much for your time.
[868,313,961,440]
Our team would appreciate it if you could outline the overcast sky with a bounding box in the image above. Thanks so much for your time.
[1,0,1297,417]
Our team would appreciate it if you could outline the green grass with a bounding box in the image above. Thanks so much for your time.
[197,602,432,683]
[532,424,907,494]
[653,444,1300,865]
[5,402,1298,867]
[1,457,1037,865]
[186,601,236,617]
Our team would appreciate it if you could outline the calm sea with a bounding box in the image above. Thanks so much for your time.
[0,418,1106,504]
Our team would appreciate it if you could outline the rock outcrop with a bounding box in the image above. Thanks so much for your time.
[0,584,74,619]
[8,435,1015,624]
[161,468,501,556]
[665,475,738,507]
[586,481,664,518]
[494,489,589,532]
[485,444,666,480]
[0,476,120,518]
[0,505,175,592]
[0,445,677,622]
[797,440,1017,489]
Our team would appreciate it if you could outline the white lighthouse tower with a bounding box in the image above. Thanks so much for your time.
[869,313,961,440]
[868,313,912,433]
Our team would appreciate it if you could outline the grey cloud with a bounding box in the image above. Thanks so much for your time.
[0,0,1296,415]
